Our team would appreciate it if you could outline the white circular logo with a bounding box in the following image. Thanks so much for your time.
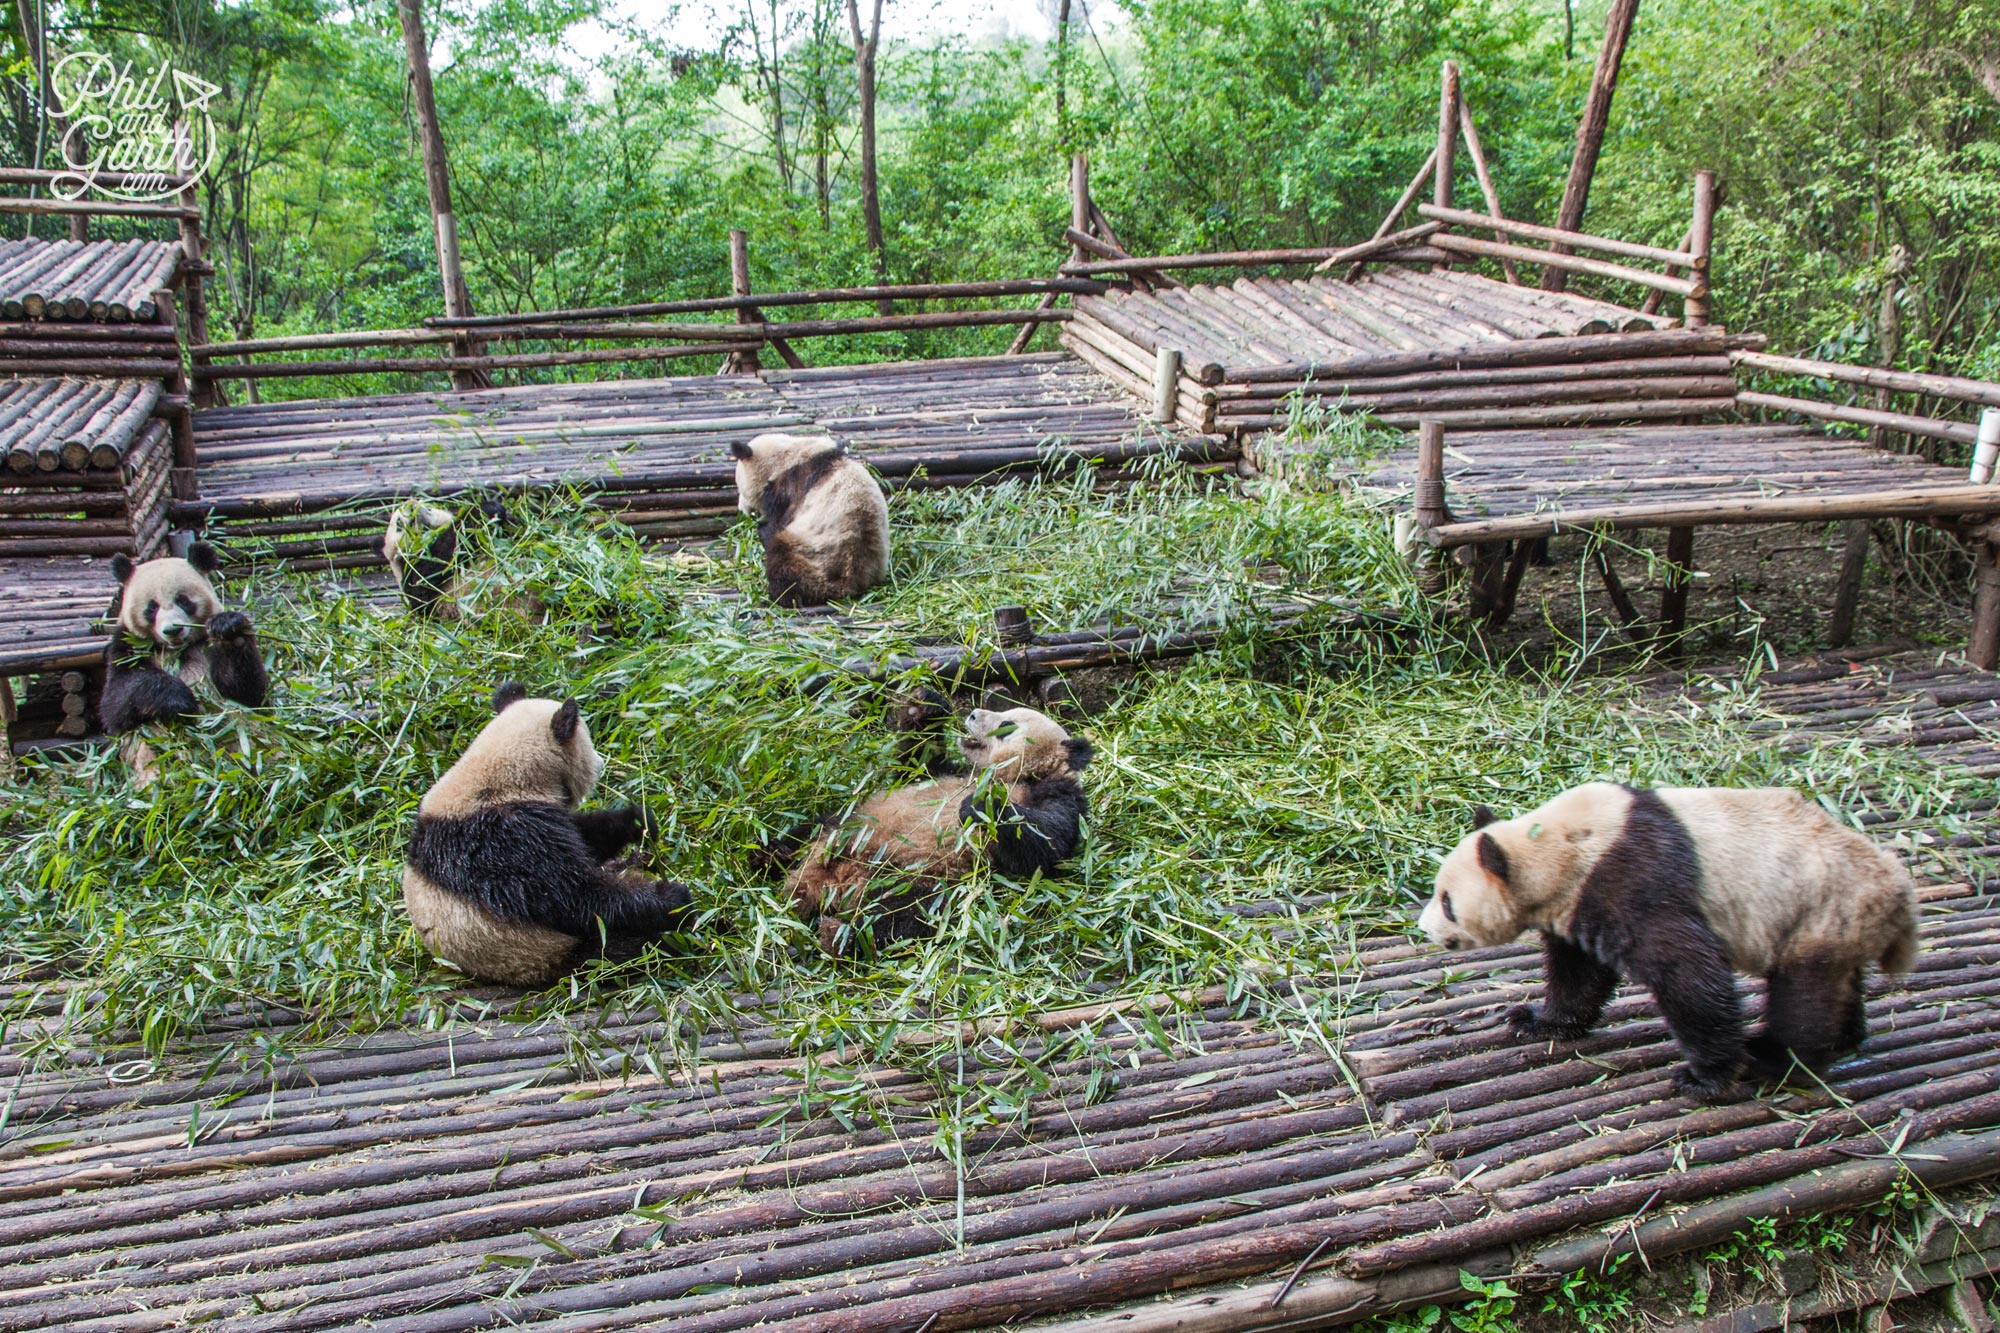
[49,52,221,201]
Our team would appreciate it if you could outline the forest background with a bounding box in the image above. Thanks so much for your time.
[3,0,1997,386]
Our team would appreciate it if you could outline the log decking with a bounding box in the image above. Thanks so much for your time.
[175,352,1226,568]
[2,651,1997,1332]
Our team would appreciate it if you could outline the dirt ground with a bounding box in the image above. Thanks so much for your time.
[1462,520,1975,668]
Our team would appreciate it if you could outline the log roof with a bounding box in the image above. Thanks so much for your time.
[0,238,182,323]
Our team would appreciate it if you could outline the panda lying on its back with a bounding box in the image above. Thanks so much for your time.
[101,544,269,762]
[731,433,889,607]
[1420,783,1919,1101]
[787,705,1092,956]
[403,683,698,988]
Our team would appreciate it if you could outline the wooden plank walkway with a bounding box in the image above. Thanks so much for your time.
[1347,421,2000,542]
[3,652,1997,1332]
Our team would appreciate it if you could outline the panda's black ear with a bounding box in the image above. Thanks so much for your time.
[1476,832,1511,883]
[491,681,529,714]
[1063,737,1094,772]
[187,542,221,575]
[111,553,135,585]
[729,440,754,460]
[551,699,581,744]
[1471,804,1498,830]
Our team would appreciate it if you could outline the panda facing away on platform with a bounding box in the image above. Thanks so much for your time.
[100,543,269,771]
[730,432,889,607]
[1419,783,1919,1102]
[786,705,1092,956]
[402,683,698,988]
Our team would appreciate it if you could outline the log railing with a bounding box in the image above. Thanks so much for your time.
[187,276,1102,385]
[1732,350,2000,451]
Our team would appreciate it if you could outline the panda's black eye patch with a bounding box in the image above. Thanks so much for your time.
[992,721,1018,739]
[1441,891,1457,923]
[143,599,159,624]
[175,593,199,617]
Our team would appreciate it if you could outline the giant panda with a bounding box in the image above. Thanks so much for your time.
[787,705,1092,955]
[1418,783,1920,1102]
[730,432,889,607]
[100,543,269,774]
[381,498,509,619]
[402,682,698,987]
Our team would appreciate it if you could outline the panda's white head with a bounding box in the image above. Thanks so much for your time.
[381,502,456,575]
[1420,805,1527,950]
[958,706,1093,782]
[729,433,841,515]
[111,543,225,650]
[422,682,606,817]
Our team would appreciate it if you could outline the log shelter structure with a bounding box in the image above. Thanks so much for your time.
[2,651,1999,1331]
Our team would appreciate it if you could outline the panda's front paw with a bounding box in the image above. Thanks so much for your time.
[1670,1065,1747,1103]
[1506,1005,1590,1042]
[614,805,656,844]
[205,611,255,642]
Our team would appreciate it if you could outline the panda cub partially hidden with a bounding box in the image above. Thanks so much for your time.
[1420,783,1919,1101]
[788,706,1092,955]
[403,683,697,987]
[381,499,507,619]
[730,432,889,607]
[101,543,269,754]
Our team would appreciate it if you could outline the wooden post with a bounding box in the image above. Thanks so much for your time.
[1972,543,2000,671]
[396,0,487,391]
[1432,61,1459,271]
[726,230,762,373]
[173,124,218,411]
[1151,347,1181,424]
[1683,170,1716,327]
[1543,0,1640,292]
[1007,153,1089,356]
[1659,525,1695,642]
[1830,246,1907,647]
[993,605,1034,646]
[1415,420,1449,528]
[1456,99,1517,285]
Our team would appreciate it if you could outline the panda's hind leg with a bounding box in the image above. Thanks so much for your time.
[1747,956,1857,1082]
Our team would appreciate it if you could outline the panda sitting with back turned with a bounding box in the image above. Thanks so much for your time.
[100,542,269,754]
[402,682,698,987]
[730,432,890,607]
[786,704,1092,956]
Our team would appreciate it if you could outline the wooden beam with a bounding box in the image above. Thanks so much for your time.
[1430,232,1700,296]
[1735,390,1978,446]
[1418,204,1696,268]
[1346,147,1438,281]
[1545,0,1641,292]
[1424,485,2000,546]
[1684,170,1716,326]
[1733,351,2000,411]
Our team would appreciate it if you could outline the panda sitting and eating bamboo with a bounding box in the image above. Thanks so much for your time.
[730,432,890,607]
[1418,783,1919,1102]
[402,682,698,987]
[100,542,269,776]
[786,703,1092,956]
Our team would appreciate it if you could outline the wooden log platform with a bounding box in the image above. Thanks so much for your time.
[0,554,114,675]
[2,652,1998,1331]
[0,238,183,323]
[1341,421,2000,546]
[174,352,1232,568]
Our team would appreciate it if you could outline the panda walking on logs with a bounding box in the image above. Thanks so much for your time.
[787,704,1093,956]
[402,682,698,988]
[100,542,269,774]
[730,432,890,607]
[1418,783,1919,1102]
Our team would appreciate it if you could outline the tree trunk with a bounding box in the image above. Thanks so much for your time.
[14,0,86,241]
[1054,0,1073,154]
[394,0,488,390]
[1543,0,1640,292]
[847,0,890,312]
